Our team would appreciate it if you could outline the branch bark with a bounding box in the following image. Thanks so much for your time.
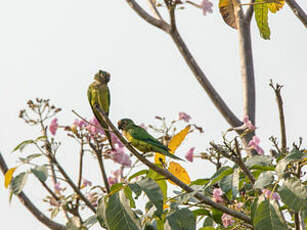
[285,0,307,28]
[0,153,66,230]
[94,105,252,225]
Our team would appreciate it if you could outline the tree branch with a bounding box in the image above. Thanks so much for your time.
[125,0,243,129]
[269,81,287,153]
[88,142,111,193]
[0,153,66,230]
[285,0,307,28]
[50,155,96,213]
[126,0,170,32]
[147,0,163,21]
[94,105,252,224]
[245,0,255,22]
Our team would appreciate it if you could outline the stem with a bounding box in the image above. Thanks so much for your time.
[50,155,96,213]
[0,153,65,230]
[285,0,307,28]
[89,142,110,193]
[94,104,252,224]
[269,81,287,153]
[76,140,85,209]
[147,0,163,20]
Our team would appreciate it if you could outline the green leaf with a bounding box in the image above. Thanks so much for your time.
[110,183,124,192]
[96,199,106,228]
[253,199,287,230]
[165,208,196,230]
[278,177,307,212]
[199,227,215,230]
[276,149,307,177]
[128,169,148,181]
[137,178,163,217]
[219,175,232,194]
[202,216,214,227]
[254,0,270,39]
[128,183,142,199]
[246,155,273,168]
[10,172,28,194]
[192,208,211,218]
[209,166,233,185]
[12,140,35,153]
[211,208,222,225]
[31,165,48,182]
[147,168,168,201]
[83,215,98,228]
[124,186,136,209]
[254,171,274,189]
[232,168,240,198]
[251,198,258,222]
[105,192,141,230]
[190,178,210,186]
[19,153,42,163]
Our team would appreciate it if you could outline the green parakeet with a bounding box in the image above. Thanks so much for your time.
[88,70,113,149]
[118,118,183,161]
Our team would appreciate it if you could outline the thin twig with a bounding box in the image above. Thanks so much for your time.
[126,0,170,32]
[269,80,287,153]
[147,0,163,20]
[88,142,110,193]
[285,0,307,28]
[94,104,252,224]
[210,141,255,184]
[76,140,85,209]
[0,153,66,230]
[50,155,96,213]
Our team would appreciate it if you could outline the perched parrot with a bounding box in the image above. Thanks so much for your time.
[118,118,183,161]
[87,70,113,149]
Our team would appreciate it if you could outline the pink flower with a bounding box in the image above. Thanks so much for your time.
[243,115,256,130]
[73,119,86,128]
[262,189,280,201]
[178,112,191,122]
[222,213,235,227]
[86,118,104,136]
[54,182,63,194]
[212,188,223,203]
[87,192,98,207]
[185,147,195,162]
[108,176,118,186]
[248,136,264,155]
[111,133,124,148]
[201,0,213,16]
[49,118,58,135]
[82,178,92,187]
[112,169,122,178]
[111,147,132,167]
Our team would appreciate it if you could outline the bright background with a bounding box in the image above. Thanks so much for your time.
[0,0,306,229]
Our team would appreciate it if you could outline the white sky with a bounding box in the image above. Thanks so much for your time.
[0,0,306,229]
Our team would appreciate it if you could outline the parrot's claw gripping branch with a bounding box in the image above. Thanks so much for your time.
[93,104,252,225]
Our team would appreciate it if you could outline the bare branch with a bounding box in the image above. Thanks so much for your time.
[147,0,163,20]
[94,104,252,224]
[210,141,256,184]
[269,80,287,153]
[169,28,242,128]
[50,155,96,213]
[0,153,66,230]
[126,0,170,32]
[285,0,307,28]
[233,1,256,125]
[88,141,111,193]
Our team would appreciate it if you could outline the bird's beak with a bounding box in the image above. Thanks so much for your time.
[117,120,122,130]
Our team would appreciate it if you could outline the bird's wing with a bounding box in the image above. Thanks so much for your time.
[129,126,168,151]
[96,84,110,116]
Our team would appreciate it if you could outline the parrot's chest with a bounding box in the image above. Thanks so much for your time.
[123,131,151,153]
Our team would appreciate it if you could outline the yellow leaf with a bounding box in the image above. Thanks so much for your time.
[268,0,284,13]
[218,0,238,29]
[154,153,166,165]
[168,125,191,154]
[168,162,191,185]
[163,202,169,210]
[4,167,17,188]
